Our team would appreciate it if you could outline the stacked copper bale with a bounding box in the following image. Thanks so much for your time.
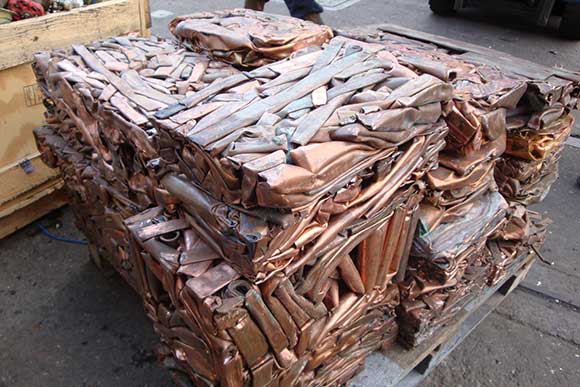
[33,9,579,384]
[124,204,406,386]
[33,16,455,385]
[169,8,334,67]
[334,28,578,346]
[497,83,576,204]
[143,35,452,384]
[32,36,240,291]
[340,27,579,207]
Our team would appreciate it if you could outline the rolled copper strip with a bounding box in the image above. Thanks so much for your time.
[337,254,365,294]
[375,207,406,289]
[245,288,290,355]
[361,222,389,293]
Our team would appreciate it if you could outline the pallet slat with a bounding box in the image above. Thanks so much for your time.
[353,254,536,387]
[0,186,68,239]
[375,23,580,82]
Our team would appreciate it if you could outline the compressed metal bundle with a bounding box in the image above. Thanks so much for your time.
[150,38,451,282]
[139,33,449,379]
[34,122,421,387]
[486,204,550,286]
[33,26,449,385]
[33,35,241,208]
[496,113,574,204]
[35,124,147,289]
[496,82,575,204]
[329,34,510,237]
[396,191,507,347]
[32,36,241,294]
[32,10,576,383]
[333,27,577,347]
[35,111,421,384]
[398,198,548,347]
[123,204,408,386]
[169,9,333,67]
[338,26,579,207]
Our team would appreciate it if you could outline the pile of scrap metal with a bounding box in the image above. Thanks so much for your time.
[169,8,334,67]
[336,26,577,346]
[339,26,579,206]
[32,10,578,386]
[33,36,240,290]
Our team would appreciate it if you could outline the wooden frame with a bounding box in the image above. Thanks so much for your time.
[0,0,151,71]
[0,0,150,239]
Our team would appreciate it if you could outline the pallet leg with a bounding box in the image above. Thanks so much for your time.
[499,254,535,296]
[88,243,116,277]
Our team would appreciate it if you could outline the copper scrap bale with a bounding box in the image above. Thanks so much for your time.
[32,35,240,294]
[122,204,410,386]
[34,124,148,292]
[335,26,576,348]
[397,197,548,347]
[35,117,415,384]
[148,36,453,282]
[32,24,449,386]
[169,8,333,67]
[339,26,579,209]
[32,11,578,384]
[496,113,574,204]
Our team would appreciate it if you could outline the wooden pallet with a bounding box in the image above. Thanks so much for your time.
[355,23,580,83]
[0,0,151,71]
[353,253,535,387]
[0,184,69,239]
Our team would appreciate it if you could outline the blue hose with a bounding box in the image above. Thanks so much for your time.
[34,221,88,245]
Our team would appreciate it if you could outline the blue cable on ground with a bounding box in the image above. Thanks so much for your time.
[34,221,88,245]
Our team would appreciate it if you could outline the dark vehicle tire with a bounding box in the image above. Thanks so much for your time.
[560,4,580,40]
[429,0,456,15]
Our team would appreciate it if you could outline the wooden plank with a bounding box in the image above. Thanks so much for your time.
[398,289,512,386]
[353,253,535,387]
[374,23,580,82]
[0,0,150,71]
[499,256,534,296]
[397,256,535,387]
[138,0,152,32]
[0,0,149,236]
[0,187,68,239]
[0,155,60,210]
[0,176,64,219]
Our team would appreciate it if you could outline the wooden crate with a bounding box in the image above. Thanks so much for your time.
[0,0,151,239]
